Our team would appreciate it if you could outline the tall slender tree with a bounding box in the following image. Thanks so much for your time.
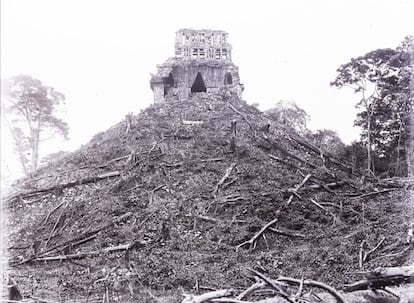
[331,36,413,176]
[2,75,69,173]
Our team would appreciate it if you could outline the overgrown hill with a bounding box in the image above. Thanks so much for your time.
[5,94,413,302]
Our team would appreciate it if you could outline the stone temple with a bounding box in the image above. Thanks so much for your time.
[150,29,244,103]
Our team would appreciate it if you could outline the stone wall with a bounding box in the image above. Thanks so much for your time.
[150,29,243,103]
[174,29,232,61]
[150,59,243,103]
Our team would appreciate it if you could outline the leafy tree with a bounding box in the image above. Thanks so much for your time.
[265,101,310,135]
[308,129,345,156]
[2,75,69,173]
[331,36,413,176]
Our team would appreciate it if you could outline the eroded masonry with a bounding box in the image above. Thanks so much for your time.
[150,29,244,103]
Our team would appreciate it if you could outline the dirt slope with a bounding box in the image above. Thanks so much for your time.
[4,94,412,302]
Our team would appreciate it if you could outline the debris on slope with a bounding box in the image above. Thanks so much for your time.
[181,266,414,303]
[4,93,413,302]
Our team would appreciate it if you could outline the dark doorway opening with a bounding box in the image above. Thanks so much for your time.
[163,73,174,96]
[165,73,174,86]
[191,72,207,93]
[224,72,233,85]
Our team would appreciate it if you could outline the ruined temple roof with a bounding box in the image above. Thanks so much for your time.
[176,28,229,34]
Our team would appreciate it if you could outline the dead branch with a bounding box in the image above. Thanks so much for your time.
[236,211,280,251]
[12,212,133,266]
[10,171,120,200]
[236,282,266,300]
[162,157,225,168]
[268,227,305,238]
[368,246,410,263]
[287,174,312,205]
[39,200,65,227]
[262,136,318,169]
[237,174,311,251]
[344,265,414,292]
[294,276,305,299]
[227,102,253,128]
[214,163,237,195]
[266,154,305,172]
[277,276,346,303]
[96,154,130,169]
[44,202,70,248]
[287,133,355,176]
[19,164,90,185]
[212,195,244,205]
[359,240,368,269]
[301,181,348,191]
[363,237,386,263]
[182,289,236,303]
[267,153,347,193]
[247,268,295,303]
[309,199,328,212]
[351,188,397,200]
[26,240,150,263]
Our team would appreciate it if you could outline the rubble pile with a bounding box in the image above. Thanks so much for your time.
[5,94,412,302]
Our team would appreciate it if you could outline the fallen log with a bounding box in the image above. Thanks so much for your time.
[182,289,236,303]
[19,240,150,263]
[267,154,344,192]
[287,174,312,205]
[182,279,414,303]
[236,213,280,251]
[227,102,254,128]
[287,133,356,175]
[262,136,319,170]
[277,276,346,303]
[8,171,121,200]
[351,188,397,200]
[301,180,348,191]
[11,212,133,266]
[344,265,414,292]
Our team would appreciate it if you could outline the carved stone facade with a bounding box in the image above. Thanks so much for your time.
[150,29,243,103]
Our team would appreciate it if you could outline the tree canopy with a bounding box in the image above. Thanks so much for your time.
[331,36,413,176]
[264,101,310,135]
[3,75,69,173]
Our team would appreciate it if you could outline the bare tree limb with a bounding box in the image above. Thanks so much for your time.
[236,212,280,251]
[181,289,236,303]
[277,276,346,303]
[214,163,237,195]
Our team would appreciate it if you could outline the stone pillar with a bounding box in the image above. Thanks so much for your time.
[178,81,188,101]
[152,83,165,103]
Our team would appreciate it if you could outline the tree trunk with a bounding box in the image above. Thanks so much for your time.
[366,112,373,173]
[31,120,41,171]
[395,117,404,176]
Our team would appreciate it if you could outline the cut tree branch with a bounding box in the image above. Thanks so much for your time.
[236,211,280,251]
[10,171,120,200]
[182,289,236,303]
[214,163,236,195]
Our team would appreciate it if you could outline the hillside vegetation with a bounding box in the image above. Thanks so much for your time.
[5,94,413,302]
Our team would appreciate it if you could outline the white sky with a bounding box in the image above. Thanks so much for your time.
[1,0,413,182]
